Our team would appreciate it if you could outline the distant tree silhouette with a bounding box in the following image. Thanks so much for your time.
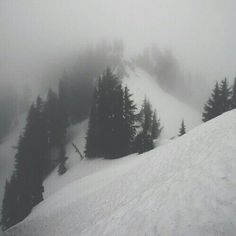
[178,119,186,136]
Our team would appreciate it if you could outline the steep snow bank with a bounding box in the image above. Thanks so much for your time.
[123,66,201,138]
[6,110,236,236]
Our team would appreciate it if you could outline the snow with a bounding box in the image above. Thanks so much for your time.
[123,65,201,138]
[5,110,236,236]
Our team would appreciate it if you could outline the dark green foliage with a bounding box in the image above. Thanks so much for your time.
[1,174,20,231]
[1,98,46,230]
[135,99,162,154]
[219,78,231,113]
[202,78,231,122]
[179,119,186,136]
[230,78,236,109]
[151,110,162,140]
[202,82,222,122]
[85,68,136,159]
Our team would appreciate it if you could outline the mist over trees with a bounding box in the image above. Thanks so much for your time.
[58,41,126,124]
[135,46,208,109]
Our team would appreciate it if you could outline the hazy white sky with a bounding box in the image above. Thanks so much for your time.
[0,0,236,86]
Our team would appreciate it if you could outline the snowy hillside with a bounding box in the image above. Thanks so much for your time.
[5,110,236,236]
[123,64,201,138]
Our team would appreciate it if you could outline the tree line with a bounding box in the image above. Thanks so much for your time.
[1,68,163,231]
[85,68,162,159]
[202,78,236,122]
[1,81,68,230]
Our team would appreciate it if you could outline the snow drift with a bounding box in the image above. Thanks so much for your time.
[5,110,236,236]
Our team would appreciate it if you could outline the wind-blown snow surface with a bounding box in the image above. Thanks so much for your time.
[6,110,236,236]
[123,66,201,138]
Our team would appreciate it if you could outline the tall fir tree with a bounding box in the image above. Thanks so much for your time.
[151,110,162,140]
[1,174,20,231]
[231,77,236,109]
[202,81,221,122]
[1,97,46,230]
[57,80,68,174]
[178,119,186,136]
[85,68,137,159]
[122,86,137,155]
[219,78,231,113]
[136,98,154,154]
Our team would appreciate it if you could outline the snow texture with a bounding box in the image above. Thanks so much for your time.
[5,110,236,236]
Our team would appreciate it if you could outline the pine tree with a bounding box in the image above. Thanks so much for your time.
[202,81,221,122]
[219,78,231,113]
[231,77,236,109]
[85,89,99,158]
[1,174,19,231]
[179,119,186,136]
[122,86,137,155]
[57,80,68,174]
[151,110,162,140]
[136,98,154,154]
[85,68,137,159]
[2,98,46,230]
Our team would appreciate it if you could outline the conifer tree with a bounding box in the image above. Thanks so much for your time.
[2,97,46,230]
[219,78,231,113]
[57,80,68,174]
[231,77,236,109]
[85,68,137,159]
[1,174,20,231]
[151,110,162,140]
[179,119,186,136]
[85,89,99,158]
[202,82,221,122]
[122,86,137,155]
[136,98,154,154]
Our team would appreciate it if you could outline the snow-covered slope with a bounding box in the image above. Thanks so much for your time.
[6,110,236,236]
[123,65,201,138]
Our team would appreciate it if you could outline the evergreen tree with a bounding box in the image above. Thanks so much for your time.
[56,81,68,174]
[1,174,19,231]
[122,86,137,155]
[85,68,137,159]
[151,110,162,140]
[179,119,186,136]
[2,97,46,230]
[202,82,221,122]
[202,79,231,122]
[136,98,154,154]
[85,89,100,158]
[219,78,231,113]
[231,77,236,109]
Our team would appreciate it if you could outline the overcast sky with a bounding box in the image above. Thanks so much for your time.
[0,0,236,87]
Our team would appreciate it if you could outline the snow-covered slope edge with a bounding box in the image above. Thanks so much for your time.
[123,65,201,138]
[6,110,236,236]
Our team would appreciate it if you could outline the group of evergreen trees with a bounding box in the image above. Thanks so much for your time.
[85,68,162,158]
[202,78,236,122]
[135,98,162,154]
[1,84,67,230]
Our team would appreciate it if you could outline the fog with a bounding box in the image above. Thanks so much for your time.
[0,0,235,89]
